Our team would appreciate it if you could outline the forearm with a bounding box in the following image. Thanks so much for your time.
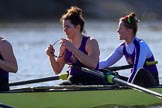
[0,60,18,73]
[72,48,98,69]
[99,51,123,69]
[49,56,62,74]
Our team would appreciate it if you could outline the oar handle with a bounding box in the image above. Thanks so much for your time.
[146,61,158,65]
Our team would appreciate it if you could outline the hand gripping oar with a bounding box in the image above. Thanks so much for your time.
[9,73,68,86]
[81,67,162,99]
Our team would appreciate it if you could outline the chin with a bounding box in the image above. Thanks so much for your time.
[119,36,124,40]
[118,36,122,40]
[66,35,70,39]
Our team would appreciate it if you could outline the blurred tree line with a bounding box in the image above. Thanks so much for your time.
[0,0,162,21]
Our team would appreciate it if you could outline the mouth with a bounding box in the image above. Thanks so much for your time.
[118,33,122,37]
[118,35,122,39]
[66,33,69,36]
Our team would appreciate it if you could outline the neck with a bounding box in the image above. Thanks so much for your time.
[72,33,83,48]
[125,37,135,45]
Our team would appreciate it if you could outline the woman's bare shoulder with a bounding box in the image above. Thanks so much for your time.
[0,37,12,48]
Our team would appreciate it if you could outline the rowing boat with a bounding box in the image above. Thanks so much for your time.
[0,85,162,108]
[0,65,161,108]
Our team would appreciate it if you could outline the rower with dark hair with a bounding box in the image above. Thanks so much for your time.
[46,6,105,85]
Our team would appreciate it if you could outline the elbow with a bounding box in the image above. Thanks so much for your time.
[12,65,18,73]
[89,63,98,70]
[14,67,18,73]
[52,68,61,75]
[88,60,99,70]
[10,62,18,73]
[54,71,61,75]
[90,65,96,70]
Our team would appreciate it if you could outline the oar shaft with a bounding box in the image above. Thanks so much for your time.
[113,77,162,99]
[9,73,68,86]
[102,61,158,72]
[9,76,60,86]
[81,67,162,99]
[107,65,132,71]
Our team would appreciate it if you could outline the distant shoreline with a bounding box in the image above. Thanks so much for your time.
[0,1,161,21]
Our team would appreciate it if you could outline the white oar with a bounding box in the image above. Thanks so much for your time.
[81,67,162,99]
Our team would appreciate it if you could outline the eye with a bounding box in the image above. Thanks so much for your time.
[63,25,70,29]
[66,25,70,28]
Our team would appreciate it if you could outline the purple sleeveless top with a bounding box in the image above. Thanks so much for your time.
[0,55,8,79]
[65,36,99,76]
[0,54,9,91]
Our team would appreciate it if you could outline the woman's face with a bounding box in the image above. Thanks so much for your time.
[117,21,130,40]
[62,20,78,39]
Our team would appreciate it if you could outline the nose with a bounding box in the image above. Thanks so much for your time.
[64,27,68,33]
[117,29,119,33]
[63,27,66,32]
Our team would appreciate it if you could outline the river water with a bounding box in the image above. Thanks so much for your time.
[0,20,162,88]
[0,20,162,108]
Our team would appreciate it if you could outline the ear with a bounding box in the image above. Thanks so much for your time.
[76,25,81,30]
[127,28,133,34]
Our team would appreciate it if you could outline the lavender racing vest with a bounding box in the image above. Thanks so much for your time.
[123,38,158,83]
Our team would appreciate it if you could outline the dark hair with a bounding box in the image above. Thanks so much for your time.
[60,6,85,33]
[119,12,139,35]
